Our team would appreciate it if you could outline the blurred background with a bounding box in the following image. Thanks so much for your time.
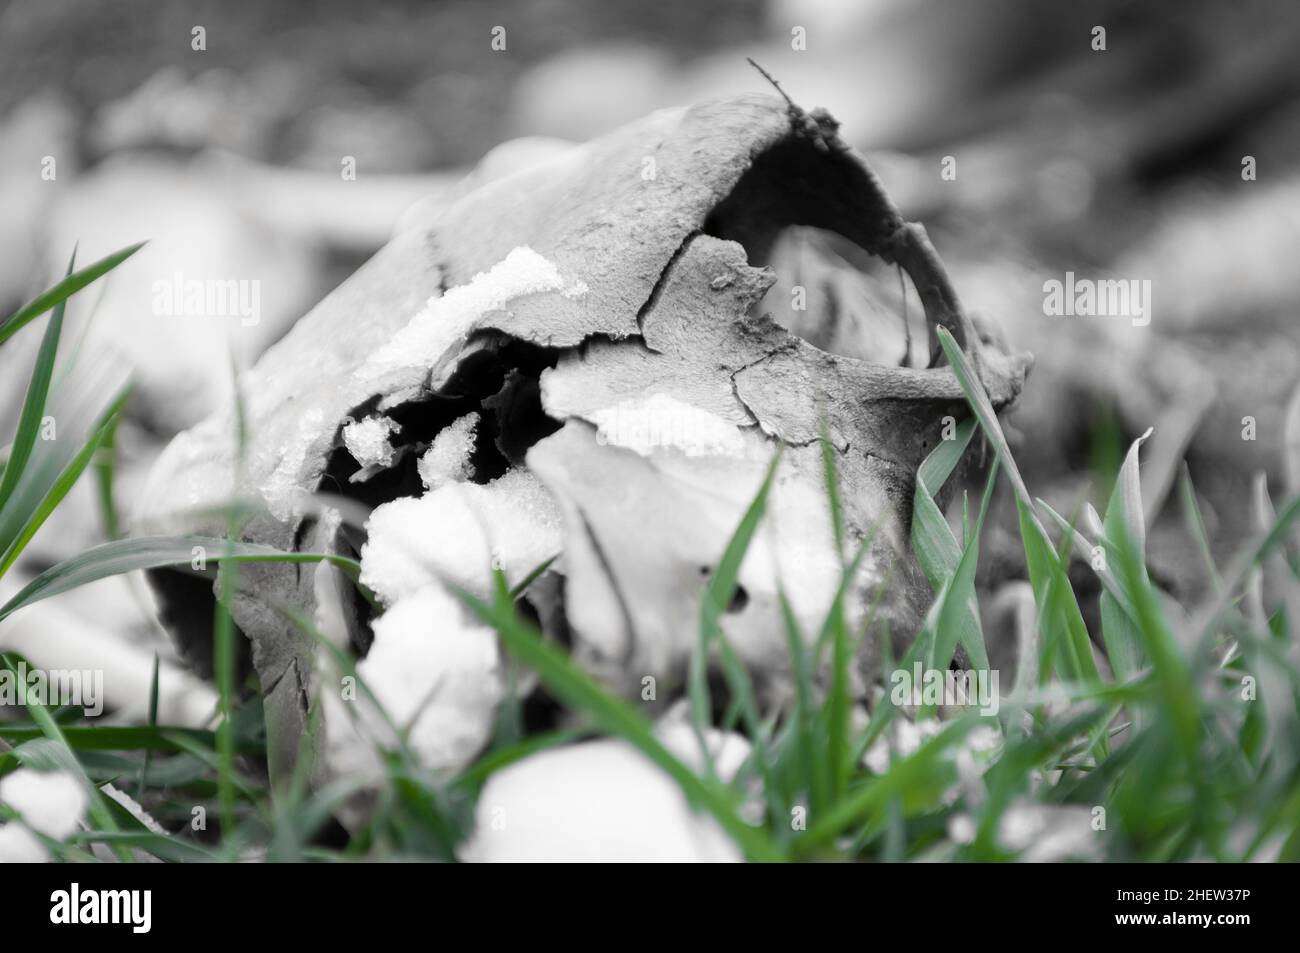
[1,0,1298,715]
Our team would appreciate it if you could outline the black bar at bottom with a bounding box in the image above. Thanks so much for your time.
[1,861,1282,940]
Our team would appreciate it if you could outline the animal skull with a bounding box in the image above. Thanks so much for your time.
[139,93,1029,788]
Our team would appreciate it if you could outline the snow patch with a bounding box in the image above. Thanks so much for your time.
[263,406,325,521]
[418,412,479,490]
[590,393,745,458]
[360,468,562,604]
[0,768,88,862]
[258,248,582,521]
[359,247,577,383]
[460,722,748,862]
[322,586,502,781]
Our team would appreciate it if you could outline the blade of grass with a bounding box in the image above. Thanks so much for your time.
[692,446,783,766]
[0,534,365,623]
[0,254,74,509]
[0,243,145,348]
[1098,430,1153,680]
[213,357,250,853]
[509,554,557,599]
[0,723,252,752]
[1178,466,1224,593]
[798,718,972,854]
[778,589,826,815]
[92,398,125,540]
[0,386,131,579]
[936,328,1102,687]
[1110,521,1202,770]
[135,653,161,800]
[929,452,999,671]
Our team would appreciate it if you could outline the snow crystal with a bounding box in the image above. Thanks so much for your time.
[360,468,562,604]
[418,412,479,490]
[343,414,401,469]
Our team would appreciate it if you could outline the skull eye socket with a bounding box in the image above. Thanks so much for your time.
[752,224,926,369]
[698,133,932,369]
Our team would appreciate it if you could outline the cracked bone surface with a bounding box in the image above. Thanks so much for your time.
[137,93,1028,793]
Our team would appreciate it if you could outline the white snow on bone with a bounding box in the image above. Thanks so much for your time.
[263,406,325,521]
[418,412,479,490]
[359,247,577,382]
[259,248,580,521]
[590,393,745,458]
[360,468,562,604]
[343,414,401,469]
[322,585,502,782]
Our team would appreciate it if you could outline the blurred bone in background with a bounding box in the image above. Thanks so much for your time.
[1,0,1298,716]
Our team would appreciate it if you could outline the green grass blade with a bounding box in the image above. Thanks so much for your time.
[0,255,74,508]
[936,327,1101,688]
[1104,428,1151,554]
[0,723,251,753]
[777,589,826,814]
[1109,522,1202,770]
[826,597,854,799]
[509,555,557,599]
[0,243,145,348]
[0,386,131,579]
[214,536,239,844]
[92,399,125,540]
[798,719,972,854]
[1178,467,1223,593]
[0,534,364,623]
[692,446,783,753]
[929,453,999,671]
[1097,430,1152,680]
[1194,493,1300,644]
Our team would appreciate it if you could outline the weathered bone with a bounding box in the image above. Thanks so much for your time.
[138,93,1029,787]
